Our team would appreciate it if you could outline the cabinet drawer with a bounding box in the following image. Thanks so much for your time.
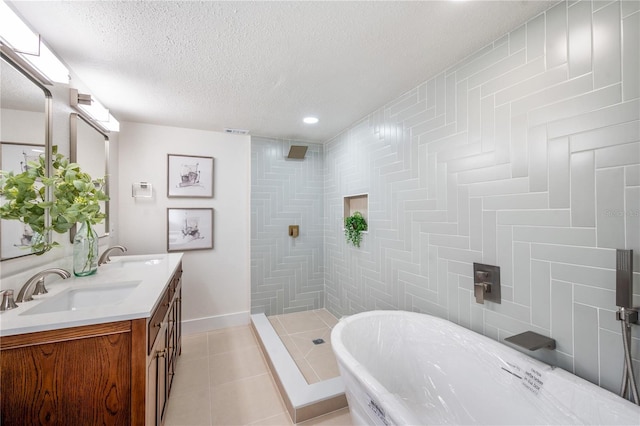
[148,290,170,354]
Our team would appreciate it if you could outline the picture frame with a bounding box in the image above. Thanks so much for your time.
[167,208,214,252]
[167,154,214,198]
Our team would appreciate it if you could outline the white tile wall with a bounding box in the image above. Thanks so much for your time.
[323,0,640,393]
[251,138,324,316]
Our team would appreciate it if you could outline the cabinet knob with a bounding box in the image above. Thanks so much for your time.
[157,349,167,358]
[154,322,162,328]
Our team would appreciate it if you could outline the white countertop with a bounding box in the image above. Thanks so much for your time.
[0,253,183,337]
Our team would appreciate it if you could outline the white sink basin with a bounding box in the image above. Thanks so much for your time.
[21,281,141,315]
[110,255,163,266]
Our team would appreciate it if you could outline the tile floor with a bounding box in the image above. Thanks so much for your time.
[164,324,353,425]
[268,309,340,385]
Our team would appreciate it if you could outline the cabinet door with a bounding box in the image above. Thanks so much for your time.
[156,322,169,425]
[176,285,182,356]
[167,278,182,397]
[147,320,168,426]
[1,331,131,424]
[167,302,176,395]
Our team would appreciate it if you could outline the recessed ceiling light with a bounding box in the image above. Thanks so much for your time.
[303,116,319,124]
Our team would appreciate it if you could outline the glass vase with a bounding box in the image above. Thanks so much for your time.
[73,222,98,277]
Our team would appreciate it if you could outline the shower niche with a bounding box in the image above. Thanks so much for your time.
[343,193,369,225]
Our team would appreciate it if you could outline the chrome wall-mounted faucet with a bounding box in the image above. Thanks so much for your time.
[473,263,501,304]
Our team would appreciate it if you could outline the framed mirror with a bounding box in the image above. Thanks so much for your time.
[69,113,109,241]
[0,53,52,261]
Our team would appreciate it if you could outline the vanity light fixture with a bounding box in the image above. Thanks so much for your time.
[0,0,69,84]
[0,0,39,55]
[70,88,120,132]
[101,115,120,133]
[75,91,109,121]
[303,116,319,124]
[20,42,69,84]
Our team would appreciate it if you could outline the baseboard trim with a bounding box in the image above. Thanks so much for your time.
[182,311,250,335]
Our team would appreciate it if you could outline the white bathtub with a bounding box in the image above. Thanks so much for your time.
[331,310,640,425]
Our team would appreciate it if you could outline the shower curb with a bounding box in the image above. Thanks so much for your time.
[250,313,347,423]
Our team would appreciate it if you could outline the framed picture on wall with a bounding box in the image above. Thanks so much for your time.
[167,208,214,252]
[167,154,214,198]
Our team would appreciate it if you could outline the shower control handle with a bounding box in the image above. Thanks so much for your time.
[473,263,501,305]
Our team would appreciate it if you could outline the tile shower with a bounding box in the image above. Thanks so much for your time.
[251,137,325,316]
[252,0,640,395]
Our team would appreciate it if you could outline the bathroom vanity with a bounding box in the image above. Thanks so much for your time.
[0,253,183,425]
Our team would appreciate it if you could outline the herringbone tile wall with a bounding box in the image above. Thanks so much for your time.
[323,0,639,391]
[251,138,325,316]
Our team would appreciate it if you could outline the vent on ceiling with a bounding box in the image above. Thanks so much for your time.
[287,145,308,159]
[224,128,250,135]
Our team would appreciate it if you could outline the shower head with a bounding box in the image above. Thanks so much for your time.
[616,249,633,309]
[287,145,308,159]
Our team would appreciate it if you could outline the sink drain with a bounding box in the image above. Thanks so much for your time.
[312,338,325,345]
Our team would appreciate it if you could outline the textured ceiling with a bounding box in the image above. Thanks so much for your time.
[1,58,45,112]
[10,1,555,142]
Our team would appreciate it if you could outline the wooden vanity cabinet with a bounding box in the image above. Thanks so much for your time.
[0,263,183,426]
[147,267,182,426]
[0,321,140,425]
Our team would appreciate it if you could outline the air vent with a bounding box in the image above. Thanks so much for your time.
[224,128,250,135]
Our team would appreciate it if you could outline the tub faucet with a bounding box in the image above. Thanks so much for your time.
[98,245,128,265]
[16,268,71,303]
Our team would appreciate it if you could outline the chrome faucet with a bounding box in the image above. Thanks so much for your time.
[0,290,18,311]
[16,268,71,303]
[98,245,127,265]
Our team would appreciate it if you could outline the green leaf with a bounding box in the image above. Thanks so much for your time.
[0,144,109,249]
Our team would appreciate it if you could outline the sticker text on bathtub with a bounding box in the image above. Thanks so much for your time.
[367,394,393,426]
[523,367,545,395]
[503,362,546,396]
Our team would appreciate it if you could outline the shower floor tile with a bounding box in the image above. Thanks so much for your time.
[268,309,341,384]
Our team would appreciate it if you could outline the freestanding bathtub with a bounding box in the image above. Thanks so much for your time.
[331,310,640,425]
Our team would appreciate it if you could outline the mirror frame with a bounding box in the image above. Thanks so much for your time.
[69,113,110,242]
[0,48,53,261]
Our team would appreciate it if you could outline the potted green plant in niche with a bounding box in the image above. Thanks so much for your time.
[344,211,367,248]
[0,146,108,276]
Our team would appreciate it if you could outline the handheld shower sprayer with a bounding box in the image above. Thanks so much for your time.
[616,249,639,405]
